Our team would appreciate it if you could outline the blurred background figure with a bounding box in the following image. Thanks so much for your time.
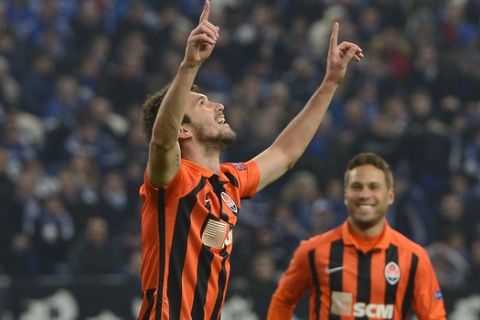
[68,216,123,275]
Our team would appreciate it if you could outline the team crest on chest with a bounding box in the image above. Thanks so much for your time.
[384,261,400,285]
[221,192,238,213]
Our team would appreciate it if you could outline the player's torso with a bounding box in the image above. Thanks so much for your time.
[140,174,241,319]
[311,240,417,320]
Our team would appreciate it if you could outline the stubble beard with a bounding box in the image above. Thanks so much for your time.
[351,217,382,230]
[201,129,237,152]
[217,131,237,151]
[349,206,385,231]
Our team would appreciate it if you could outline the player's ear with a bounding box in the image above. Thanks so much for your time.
[179,126,193,139]
[388,189,395,205]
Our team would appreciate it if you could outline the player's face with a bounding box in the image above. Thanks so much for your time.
[185,92,236,150]
[344,165,394,230]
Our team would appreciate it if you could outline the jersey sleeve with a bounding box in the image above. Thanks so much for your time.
[140,164,190,203]
[411,249,447,320]
[223,160,260,198]
[267,241,312,320]
[139,169,159,201]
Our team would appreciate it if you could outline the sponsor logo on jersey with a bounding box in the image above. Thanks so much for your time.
[384,261,401,285]
[224,229,233,246]
[201,218,233,249]
[202,219,229,249]
[353,302,393,319]
[331,291,352,316]
[330,292,394,319]
[221,192,238,213]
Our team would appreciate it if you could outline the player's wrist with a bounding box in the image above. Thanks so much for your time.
[321,76,341,90]
[179,61,201,73]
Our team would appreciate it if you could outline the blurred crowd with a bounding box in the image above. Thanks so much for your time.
[0,0,480,315]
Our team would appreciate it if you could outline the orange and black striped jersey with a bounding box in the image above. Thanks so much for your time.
[268,221,447,320]
[138,159,260,320]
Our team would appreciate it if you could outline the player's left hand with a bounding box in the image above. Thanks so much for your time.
[324,22,363,85]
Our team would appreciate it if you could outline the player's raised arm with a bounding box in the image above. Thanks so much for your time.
[146,0,220,187]
[252,22,363,192]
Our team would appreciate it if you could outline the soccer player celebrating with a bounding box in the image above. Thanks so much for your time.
[137,0,363,319]
[268,152,446,320]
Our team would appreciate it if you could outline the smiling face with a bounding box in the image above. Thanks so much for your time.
[344,164,394,231]
[183,91,236,151]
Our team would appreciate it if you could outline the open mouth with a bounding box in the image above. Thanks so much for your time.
[216,116,226,124]
[358,204,374,209]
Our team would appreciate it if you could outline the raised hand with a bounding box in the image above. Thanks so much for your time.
[325,22,363,85]
[184,0,220,67]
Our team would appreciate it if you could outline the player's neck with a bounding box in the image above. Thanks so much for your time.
[348,218,385,238]
[182,147,222,174]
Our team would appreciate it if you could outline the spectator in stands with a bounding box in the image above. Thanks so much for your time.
[98,170,134,235]
[21,52,56,116]
[32,195,75,274]
[466,238,480,294]
[69,216,123,275]
[0,147,15,271]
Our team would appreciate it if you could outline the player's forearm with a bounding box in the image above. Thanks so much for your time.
[270,79,338,168]
[151,63,200,147]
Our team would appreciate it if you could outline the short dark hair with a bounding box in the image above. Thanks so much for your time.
[344,152,394,189]
[142,83,200,142]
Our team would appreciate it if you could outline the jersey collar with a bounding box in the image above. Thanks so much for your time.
[182,158,230,182]
[341,220,392,251]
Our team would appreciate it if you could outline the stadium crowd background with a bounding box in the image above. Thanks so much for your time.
[0,0,480,318]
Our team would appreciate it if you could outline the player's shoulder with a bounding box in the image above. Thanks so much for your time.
[389,228,429,257]
[221,161,259,183]
[177,159,203,180]
[161,160,205,195]
[298,225,342,251]
[221,161,256,174]
[220,162,242,177]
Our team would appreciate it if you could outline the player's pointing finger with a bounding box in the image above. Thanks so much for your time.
[329,22,339,49]
[199,0,211,23]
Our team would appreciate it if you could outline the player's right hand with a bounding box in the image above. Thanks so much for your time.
[184,0,220,67]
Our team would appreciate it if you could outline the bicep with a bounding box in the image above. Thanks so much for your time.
[252,147,291,192]
[147,141,181,187]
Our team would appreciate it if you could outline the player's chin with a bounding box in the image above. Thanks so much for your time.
[353,218,378,230]
[219,131,237,150]
[225,126,237,139]
[351,213,378,226]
